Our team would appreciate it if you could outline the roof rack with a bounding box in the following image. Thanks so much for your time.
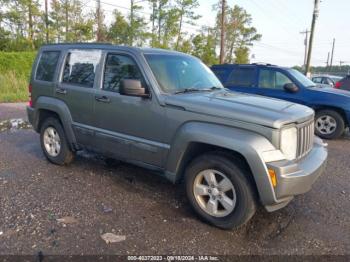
[252,62,276,66]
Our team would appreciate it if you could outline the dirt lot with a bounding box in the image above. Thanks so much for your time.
[0,103,349,258]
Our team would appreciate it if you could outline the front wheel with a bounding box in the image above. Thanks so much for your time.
[315,110,345,139]
[185,153,257,229]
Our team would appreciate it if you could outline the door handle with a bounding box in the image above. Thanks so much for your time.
[55,88,67,95]
[95,95,111,103]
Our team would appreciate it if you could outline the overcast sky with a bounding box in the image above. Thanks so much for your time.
[61,0,350,67]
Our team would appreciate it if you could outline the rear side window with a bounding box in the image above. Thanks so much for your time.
[103,54,144,93]
[62,50,102,88]
[35,51,60,82]
[227,68,255,87]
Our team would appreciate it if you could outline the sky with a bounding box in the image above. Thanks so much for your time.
[58,0,350,67]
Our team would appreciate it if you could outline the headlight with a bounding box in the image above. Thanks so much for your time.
[280,127,297,160]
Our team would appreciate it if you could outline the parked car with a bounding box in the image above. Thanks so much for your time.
[211,63,350,139]
[27,44,327,229]
[335,75,350,91]
[312,75,342,88]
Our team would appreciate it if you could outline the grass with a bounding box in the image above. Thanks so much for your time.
[0,51,36,103]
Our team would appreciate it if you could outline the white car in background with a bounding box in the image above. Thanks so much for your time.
[311,75,343,88]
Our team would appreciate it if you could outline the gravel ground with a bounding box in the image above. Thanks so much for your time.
[0,103,349,257]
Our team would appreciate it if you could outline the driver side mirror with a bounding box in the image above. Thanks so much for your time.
[283,83,299,93]
[120,79,150,98]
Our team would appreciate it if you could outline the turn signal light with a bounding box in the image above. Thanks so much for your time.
[268,169,277,187]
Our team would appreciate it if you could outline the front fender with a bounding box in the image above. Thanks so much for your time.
[165,122,278,205]
[32,96,77,146]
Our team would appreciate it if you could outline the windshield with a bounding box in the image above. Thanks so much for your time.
[288,69,316,87]
[144,54,223,93]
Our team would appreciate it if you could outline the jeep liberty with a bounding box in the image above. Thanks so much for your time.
[27,44,327,229]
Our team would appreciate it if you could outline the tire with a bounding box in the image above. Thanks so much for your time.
[40,117,74,165]
[185,152,257,229]
[315,110,345,139]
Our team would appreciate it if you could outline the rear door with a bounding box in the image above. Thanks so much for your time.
[55,49,103,147]
[92,51,167,167]
[225,66,260,95]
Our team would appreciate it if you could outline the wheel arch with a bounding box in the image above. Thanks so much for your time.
[313,105,349,127]
[164,122,278,205]
[33,96,78,150]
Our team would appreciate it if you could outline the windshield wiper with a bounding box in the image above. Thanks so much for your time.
[174,86,223,94]
[174,88,206,94]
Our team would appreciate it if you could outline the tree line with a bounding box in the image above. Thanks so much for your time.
[0,0,261,65]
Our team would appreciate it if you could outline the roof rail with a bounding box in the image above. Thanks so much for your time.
[41,42,113,46]
[252,62,276,66]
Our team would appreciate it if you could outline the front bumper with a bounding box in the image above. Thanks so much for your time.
[264,136,327,211]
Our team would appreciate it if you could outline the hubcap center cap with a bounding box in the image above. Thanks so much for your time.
[211,188,220,196]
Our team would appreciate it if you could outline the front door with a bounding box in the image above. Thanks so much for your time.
[257,68,305,104]
[93,52,167,167]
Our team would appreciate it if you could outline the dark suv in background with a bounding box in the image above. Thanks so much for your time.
[211,63,350,139]
[335,75,350,91]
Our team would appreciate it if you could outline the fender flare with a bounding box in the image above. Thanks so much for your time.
[165,122,278,205]
[33,96,77,147]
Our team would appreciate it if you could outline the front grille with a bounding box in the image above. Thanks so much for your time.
[297,120,314,159]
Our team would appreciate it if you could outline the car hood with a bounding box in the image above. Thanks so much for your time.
[164,91,314,129]
[309,87,350,97]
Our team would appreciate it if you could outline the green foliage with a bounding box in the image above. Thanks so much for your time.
[0,51,36,76]
[0,51,36,102]
[215,3,261,63]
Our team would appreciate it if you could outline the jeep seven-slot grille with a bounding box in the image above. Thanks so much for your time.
[297,120,314,159]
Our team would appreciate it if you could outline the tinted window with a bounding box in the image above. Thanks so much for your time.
[36,51,60,82]
[227,68,255,87]
[259,69,292,89]
[103,54,144,93]
[62,50,102,88]
[211,68,229,83]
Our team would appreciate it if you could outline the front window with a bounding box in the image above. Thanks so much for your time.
[144,54,223,93]
[287,69,316,87]
[259,69,293,89]
[103,54,145,93]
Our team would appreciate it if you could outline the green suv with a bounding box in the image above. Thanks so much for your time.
[27,44,327,229]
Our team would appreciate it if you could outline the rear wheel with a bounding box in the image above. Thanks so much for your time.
[315,110,345,139]
[40,117,74,165]
[185,153,256,229]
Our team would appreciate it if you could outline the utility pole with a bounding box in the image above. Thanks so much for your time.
[219,0,226,64]
[65,0,69,41]
[305,0,320,76]
[300,29,310,68]
[96,0,102,42]
[130,0,134,46]
[325,51,330,70]
[44,0,49,43]
[329,38,335,71]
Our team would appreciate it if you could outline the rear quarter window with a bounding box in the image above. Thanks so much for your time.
[211,68,230,83]
[35,51,61,82]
